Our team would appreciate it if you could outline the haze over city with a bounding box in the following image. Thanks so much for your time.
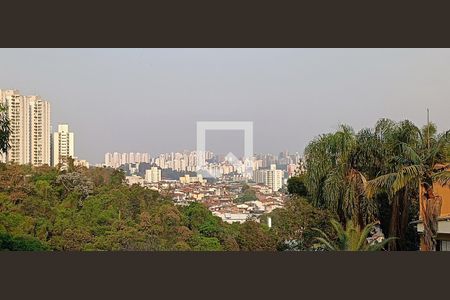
[0,48,449,163]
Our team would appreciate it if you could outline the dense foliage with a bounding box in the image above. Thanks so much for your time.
[288,119,449,250]
[0,164,279,251]
[264,197,336,251]
[234,184,258,203]
[313,220,395,251]
[0,103,10,156]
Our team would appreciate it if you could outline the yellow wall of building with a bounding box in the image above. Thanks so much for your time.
[418,182,450,250]
[420,182,450,217]
[434,183,450,217]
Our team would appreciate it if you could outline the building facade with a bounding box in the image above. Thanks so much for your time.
[252,164,283,191]
[145,166,161,183]
[0,89,51,166]
[267,164,283,192]
[29,96,51,166]
[52,124,74,167]
[104,151,150,168]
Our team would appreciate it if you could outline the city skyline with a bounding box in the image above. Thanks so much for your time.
[1,49,449,164]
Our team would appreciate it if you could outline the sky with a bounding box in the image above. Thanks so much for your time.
[0,48,449,164]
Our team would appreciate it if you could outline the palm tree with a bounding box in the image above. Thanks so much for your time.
[367,122,450,251]
[0,103,11,161]
[314,219,395,251]
[304,125,377,228]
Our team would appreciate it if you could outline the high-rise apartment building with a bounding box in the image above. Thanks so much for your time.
[267,164,283,191]
[0,89,51,166]
[121,153,129,164]
[29,96,51,166]
[252,164,283,191]
[113,152,120,167]
[0,90,30,164]
[141,153,149,163]
[52,124,74,167]
[145,166,161,183]
[105,153,112,167]
[135,152,141,163]
[253,169,268,184]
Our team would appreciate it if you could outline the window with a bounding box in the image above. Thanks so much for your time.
[438,240,450,251]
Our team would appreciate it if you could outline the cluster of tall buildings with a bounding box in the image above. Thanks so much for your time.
[153,151,214,172]
[254,151,302,169]
[104,152,150,168]
[0,89,76,167]
[104,148,303,191]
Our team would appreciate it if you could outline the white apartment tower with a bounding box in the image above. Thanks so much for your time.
[29,96,51,166]
[267,164,283,192]
[104,152,112,167]
[145,166,161,183]
[252,164,283,191]
[0,90,51,166]
[0,90,30,164]
[52,124,74,167]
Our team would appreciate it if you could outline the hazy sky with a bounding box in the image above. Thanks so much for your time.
[0,49,449,163]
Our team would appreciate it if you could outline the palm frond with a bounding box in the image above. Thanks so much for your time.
[398,142,421,164]
[312,227,338,251]
[314,237,336,251]
[366,173,397,198]
[356,223,375,250]
[432,170,450,186]
[391,165,424,193]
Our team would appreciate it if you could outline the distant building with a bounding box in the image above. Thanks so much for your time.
[252,164,283,191]
[142,153,150,163]
[212,212,250,224]
[73,157,89,168]
[125,175,145,186]
[267,164,283,191]
[0,89,51,166]
[121,152,128,164]
[29,95,51,166]
[179,174,205,184]
[145,166,161,183]
[253,169,268,184]
[104,151,150,168]
[52,124,74,167]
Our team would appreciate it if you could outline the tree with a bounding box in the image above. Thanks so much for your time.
[0,233,49,251]
[266,197,336,251]
[235,184,258,203]
[314,219,395,251]
[0,103,11,161]
[233,221,276,251]
[287,175,308,197]
[304,125,377,228]
[182,202,222,237]
[110,169,125,186]
[55,172,94,207]
[367,122,449,251]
